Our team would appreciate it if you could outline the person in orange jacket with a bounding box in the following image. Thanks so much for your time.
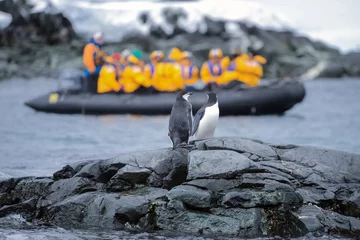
[200,48,226,89]
[178,51,199,91]
[120,49,152,93]
[97,53,123,94]
[82,31,106,93]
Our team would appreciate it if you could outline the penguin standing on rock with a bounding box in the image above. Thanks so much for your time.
[168,90,193,148]
[192,92,219,140]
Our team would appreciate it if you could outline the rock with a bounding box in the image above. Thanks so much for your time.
[12,178,53,202]
[1,137,360,239]
[114,165,152,184]
[195,137,278,160]
[291,205,360,237]
[53,165,76,180]
[187,150,259,180]
[167,185,212,209]
[319,52,360,78]
[75,160,123,183]
[0,198,37,219]
[334,185,360,217]
[105,148,188,189]
[184,179,242,192]
[275,145,360,183]
[106,174,134,192]
[46,187,167,229]
[0,178,19,193]
[156,205,264,237]
[222,189,302,208]
[46,177,102,204]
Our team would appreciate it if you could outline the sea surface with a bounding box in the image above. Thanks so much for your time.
[0,77,359,239]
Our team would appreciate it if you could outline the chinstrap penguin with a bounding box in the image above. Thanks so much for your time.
[168,90,193,148]
[192,92,219,140]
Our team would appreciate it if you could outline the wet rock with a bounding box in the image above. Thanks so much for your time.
[196,137,278,159]
[291,205,360,237]
[113,165,151,184]
[1,137,360,239]
[187,150,259,180]
[0,198,37,219]
[167,185,212,209]
[46,192,96,228]
[334,185,360,217]
[184,179,242,192]
[106,148,188,189]
[0,178,19,193]
[319,52,360,78]
[47,187,167,229]
[156,205,264,237]
[106,174,134,192]
[53,165,76,180]
[276,146,360,183]
[12,178,53,202]
[222,189,301,208]
[46,177,102,204]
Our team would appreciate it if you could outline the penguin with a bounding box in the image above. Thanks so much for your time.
[168,90,193,148]
[192,92,219,140]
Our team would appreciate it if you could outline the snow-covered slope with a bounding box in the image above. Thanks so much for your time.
[0,11,11,29]
[30,0,293,41]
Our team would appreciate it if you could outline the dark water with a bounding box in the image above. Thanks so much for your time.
[0,78,360,178]
[1,77,359,239]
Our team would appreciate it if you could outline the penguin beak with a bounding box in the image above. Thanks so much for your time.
[188,92,193,96]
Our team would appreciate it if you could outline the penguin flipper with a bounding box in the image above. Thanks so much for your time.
[192,107,205,136]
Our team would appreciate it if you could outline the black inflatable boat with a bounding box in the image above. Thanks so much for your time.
[24,80,305,116]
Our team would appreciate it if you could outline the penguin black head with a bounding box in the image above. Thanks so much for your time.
[207,92,218,104]
[177,90,192,101]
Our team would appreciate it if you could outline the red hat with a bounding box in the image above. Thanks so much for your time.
[112,52,121,60]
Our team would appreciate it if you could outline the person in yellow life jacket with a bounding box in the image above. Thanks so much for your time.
[144,50,165,84]
[242,51,264,87]
[120,49,152,93]
[151,48,183,92]
[83,31,106,93]
[97,52,123,94]
[200,48,225,90]
[221,48,251,88]
[254,54,267,64]
[178,51,199,91]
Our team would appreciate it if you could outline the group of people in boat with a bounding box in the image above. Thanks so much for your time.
[82,31,267,94]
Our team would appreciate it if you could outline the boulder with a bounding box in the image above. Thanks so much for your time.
[46,177,103,204]
[167,185,212,209]
[195,137,278,160]
[291,205,360,237]
[1,137,360,239]
[187,150,259,180]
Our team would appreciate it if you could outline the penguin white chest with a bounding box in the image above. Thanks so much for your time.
[195,103,219,140]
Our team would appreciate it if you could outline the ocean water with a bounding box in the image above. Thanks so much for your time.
[0,78,359,178]
[0,77,359,239]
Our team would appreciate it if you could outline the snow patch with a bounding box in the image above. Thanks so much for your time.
[0,11,12,29]
[39,0,293,41]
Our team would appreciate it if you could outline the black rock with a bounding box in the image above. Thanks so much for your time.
[1,137,360,239]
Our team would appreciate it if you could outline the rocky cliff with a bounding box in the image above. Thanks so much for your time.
[1,137,359,238]
[0,0,359,80]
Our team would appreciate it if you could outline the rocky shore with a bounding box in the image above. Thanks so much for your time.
[1,137,359,239]
[0,0,360,81]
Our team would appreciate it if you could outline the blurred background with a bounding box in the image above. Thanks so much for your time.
[0,0,359,178]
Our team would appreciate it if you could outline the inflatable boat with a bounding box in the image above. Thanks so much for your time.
[24,80,305,116]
